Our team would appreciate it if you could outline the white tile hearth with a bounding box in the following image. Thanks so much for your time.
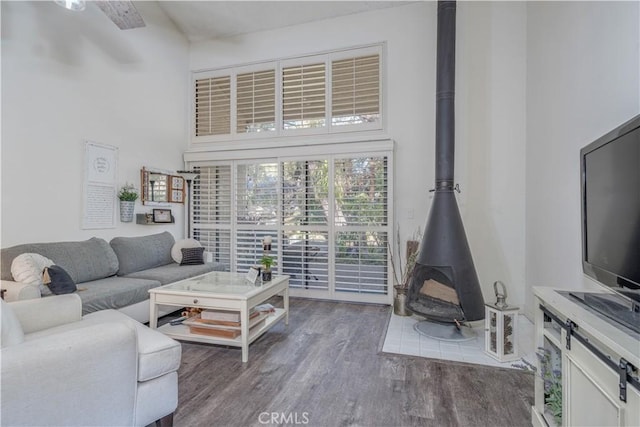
[382,311,536,370]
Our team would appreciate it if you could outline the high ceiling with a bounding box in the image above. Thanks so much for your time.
[156,1,413,42]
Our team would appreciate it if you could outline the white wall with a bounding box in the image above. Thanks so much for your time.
[1,1,189,247]
[189,2,529,308]
[525,1,640,315]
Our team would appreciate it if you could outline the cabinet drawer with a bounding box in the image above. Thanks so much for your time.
[151,293,241,311]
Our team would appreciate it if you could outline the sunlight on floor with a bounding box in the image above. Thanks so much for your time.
[382,312,536,370]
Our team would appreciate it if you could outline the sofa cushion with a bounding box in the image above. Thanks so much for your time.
[1,238,119,284]
[81,310,182,382]
[122,262,227,285]
[43,265,77,295]
[1,299,24,348]
[171,238,202,264]
[76,276,161,315]
[110,232,175,276]
[10,253,54,295]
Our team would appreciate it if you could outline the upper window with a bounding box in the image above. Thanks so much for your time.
[195,75,231,137]
[192,45,383,142]
[236,69,276,133]
[282,62,326,130]
[331,54,380,127]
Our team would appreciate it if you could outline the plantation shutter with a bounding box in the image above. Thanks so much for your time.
[334,156,388,294]
[235,162,279,273]
[192,165,232,266]
[282,63,326,130]
[236,69,276,134]
[331,54,380,126]
[281,160,330,290]
[195,76,231,136]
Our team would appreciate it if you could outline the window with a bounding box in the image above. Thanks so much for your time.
[192,45,382,141]
[236,69,276,133]
[282,63,326,130]
[331,54,380,127]
[191,150,391,304]
[192,165,232,266]
[194,75,231,136]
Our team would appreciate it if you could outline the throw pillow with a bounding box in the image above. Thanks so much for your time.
[180,247,205,265]
[171,239,202,264]
[42,265,77,295]
[11,253,55,296]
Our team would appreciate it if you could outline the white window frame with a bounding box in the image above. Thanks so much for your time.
[187,140,394,305]
[190,44,385,145]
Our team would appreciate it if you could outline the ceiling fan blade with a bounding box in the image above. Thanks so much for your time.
[95,1,145,30]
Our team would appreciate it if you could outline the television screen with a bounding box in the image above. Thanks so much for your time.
[581,114,640,296]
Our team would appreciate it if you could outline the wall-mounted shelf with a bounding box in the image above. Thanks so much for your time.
[136,213,175,225]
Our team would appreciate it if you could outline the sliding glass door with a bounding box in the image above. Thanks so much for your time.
[191,152,391,304]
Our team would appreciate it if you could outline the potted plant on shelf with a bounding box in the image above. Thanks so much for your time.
[259,255,276,282]
[118,183,138,223]
[389,227,421,316]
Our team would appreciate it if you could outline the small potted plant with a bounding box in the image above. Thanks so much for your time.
[118,183,138,222]
[259,255,276,282]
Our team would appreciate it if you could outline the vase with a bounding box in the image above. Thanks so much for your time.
[261,270,272,282]
[119,200,135,222]
[393,285,412,316]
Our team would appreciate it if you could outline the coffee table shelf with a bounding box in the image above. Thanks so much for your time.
[157,308,286,346]
[149,272,289,362]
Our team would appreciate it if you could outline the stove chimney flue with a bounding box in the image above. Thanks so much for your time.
[407,0,485,323]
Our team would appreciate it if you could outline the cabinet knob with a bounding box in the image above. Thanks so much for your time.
[193,299,198,304]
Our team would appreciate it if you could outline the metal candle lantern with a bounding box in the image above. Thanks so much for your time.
[485,281,519,362]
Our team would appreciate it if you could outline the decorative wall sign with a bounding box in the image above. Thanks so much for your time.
[82,141,118,229]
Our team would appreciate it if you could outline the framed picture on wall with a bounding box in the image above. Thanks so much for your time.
[171,189,184,203]
[153,209,172,223]
[171,176,184,190]
[169,176,185,203]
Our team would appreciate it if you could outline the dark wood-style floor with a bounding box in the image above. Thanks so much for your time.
[174,298,534,427]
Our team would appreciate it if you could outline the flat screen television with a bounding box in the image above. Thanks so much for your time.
[578,114,640,333]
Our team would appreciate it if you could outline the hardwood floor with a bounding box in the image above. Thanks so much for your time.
[174,298,534,427]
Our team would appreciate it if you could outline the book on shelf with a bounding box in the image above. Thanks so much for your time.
[188,326,241,339]
[200,309,240,322]
[195,311,261,327]
[184,311,267,332]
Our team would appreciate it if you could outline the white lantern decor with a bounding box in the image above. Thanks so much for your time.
[485,281,519,362]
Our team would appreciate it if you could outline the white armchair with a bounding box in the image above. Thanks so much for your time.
[1,294,181,427]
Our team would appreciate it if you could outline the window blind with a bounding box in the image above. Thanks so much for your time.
[236,69,276,134]
[195,76,231,136]
[282,63,326,130]
[192,165,232,266]
[331,54,380,126]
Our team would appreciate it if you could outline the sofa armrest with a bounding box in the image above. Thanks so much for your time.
[0,280,40,302]
[1,322,138,427]
[9,294,82,334]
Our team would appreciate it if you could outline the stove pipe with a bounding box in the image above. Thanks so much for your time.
[407,0,485,322]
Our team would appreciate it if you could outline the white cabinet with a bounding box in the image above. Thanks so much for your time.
[532,287,640,427]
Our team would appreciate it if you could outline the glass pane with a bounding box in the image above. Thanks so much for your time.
[282,160,329,226]
[504,313,515,355]
[489,311,497,352]
[193,165,232,225]
[236,230,278,274]
[335,230,388,294]
[193,229,231,266]
[236,163,278,225]
[334,157,388,226]
[282,230,329,290]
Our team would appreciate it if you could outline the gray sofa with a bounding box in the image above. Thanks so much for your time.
[0,231,226,323]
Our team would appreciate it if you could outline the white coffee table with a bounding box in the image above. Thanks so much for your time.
[149,271,289,363]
